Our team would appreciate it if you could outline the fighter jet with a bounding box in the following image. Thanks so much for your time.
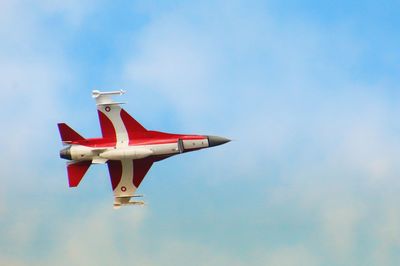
[58,90,230,208]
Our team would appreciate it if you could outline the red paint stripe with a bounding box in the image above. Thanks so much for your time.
[107,160,122,190]
[132,159,153,188]
[67,161,91,187]
[130,139,181,145]
[97,110,117,142]
[120,109,149,140]
[58,123,85,142]
[128,138,206,145]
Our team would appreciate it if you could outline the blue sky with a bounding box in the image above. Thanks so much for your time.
[1,0,400,265]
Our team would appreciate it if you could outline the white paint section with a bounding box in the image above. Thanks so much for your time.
[149,142,180,155]
[114,159,137,197]
[205,138,210,147]
[70,145,95,161]
[183,139,208,150]
[100,147,153,160]
[99,105,129,148]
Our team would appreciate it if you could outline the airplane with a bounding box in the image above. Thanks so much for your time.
[58,90,230,208]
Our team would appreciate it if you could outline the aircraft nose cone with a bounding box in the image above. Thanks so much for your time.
[207,135,231,147]
[60,146,72,160]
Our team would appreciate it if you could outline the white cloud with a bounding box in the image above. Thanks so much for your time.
[253,246,320,266]
[0,200,149,266]
[320,202,365,259]
[141,239,244,266]
[372,206,400,266]
[51,205,148,266]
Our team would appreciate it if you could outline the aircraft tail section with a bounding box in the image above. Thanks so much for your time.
[67,161,91,187]
[57,123,85,143]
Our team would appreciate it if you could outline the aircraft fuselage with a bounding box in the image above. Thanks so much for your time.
[60,133,229,162]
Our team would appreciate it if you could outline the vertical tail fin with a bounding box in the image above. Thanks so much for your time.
[67,161,91,187]
[57,123,85,143]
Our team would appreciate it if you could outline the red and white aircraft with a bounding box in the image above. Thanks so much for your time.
[58,90,230,208]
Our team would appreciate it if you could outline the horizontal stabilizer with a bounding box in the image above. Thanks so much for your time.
[67,161,91,187]
[58,123,85,143]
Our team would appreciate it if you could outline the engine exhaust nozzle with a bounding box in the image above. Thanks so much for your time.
[60,146,72,160]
